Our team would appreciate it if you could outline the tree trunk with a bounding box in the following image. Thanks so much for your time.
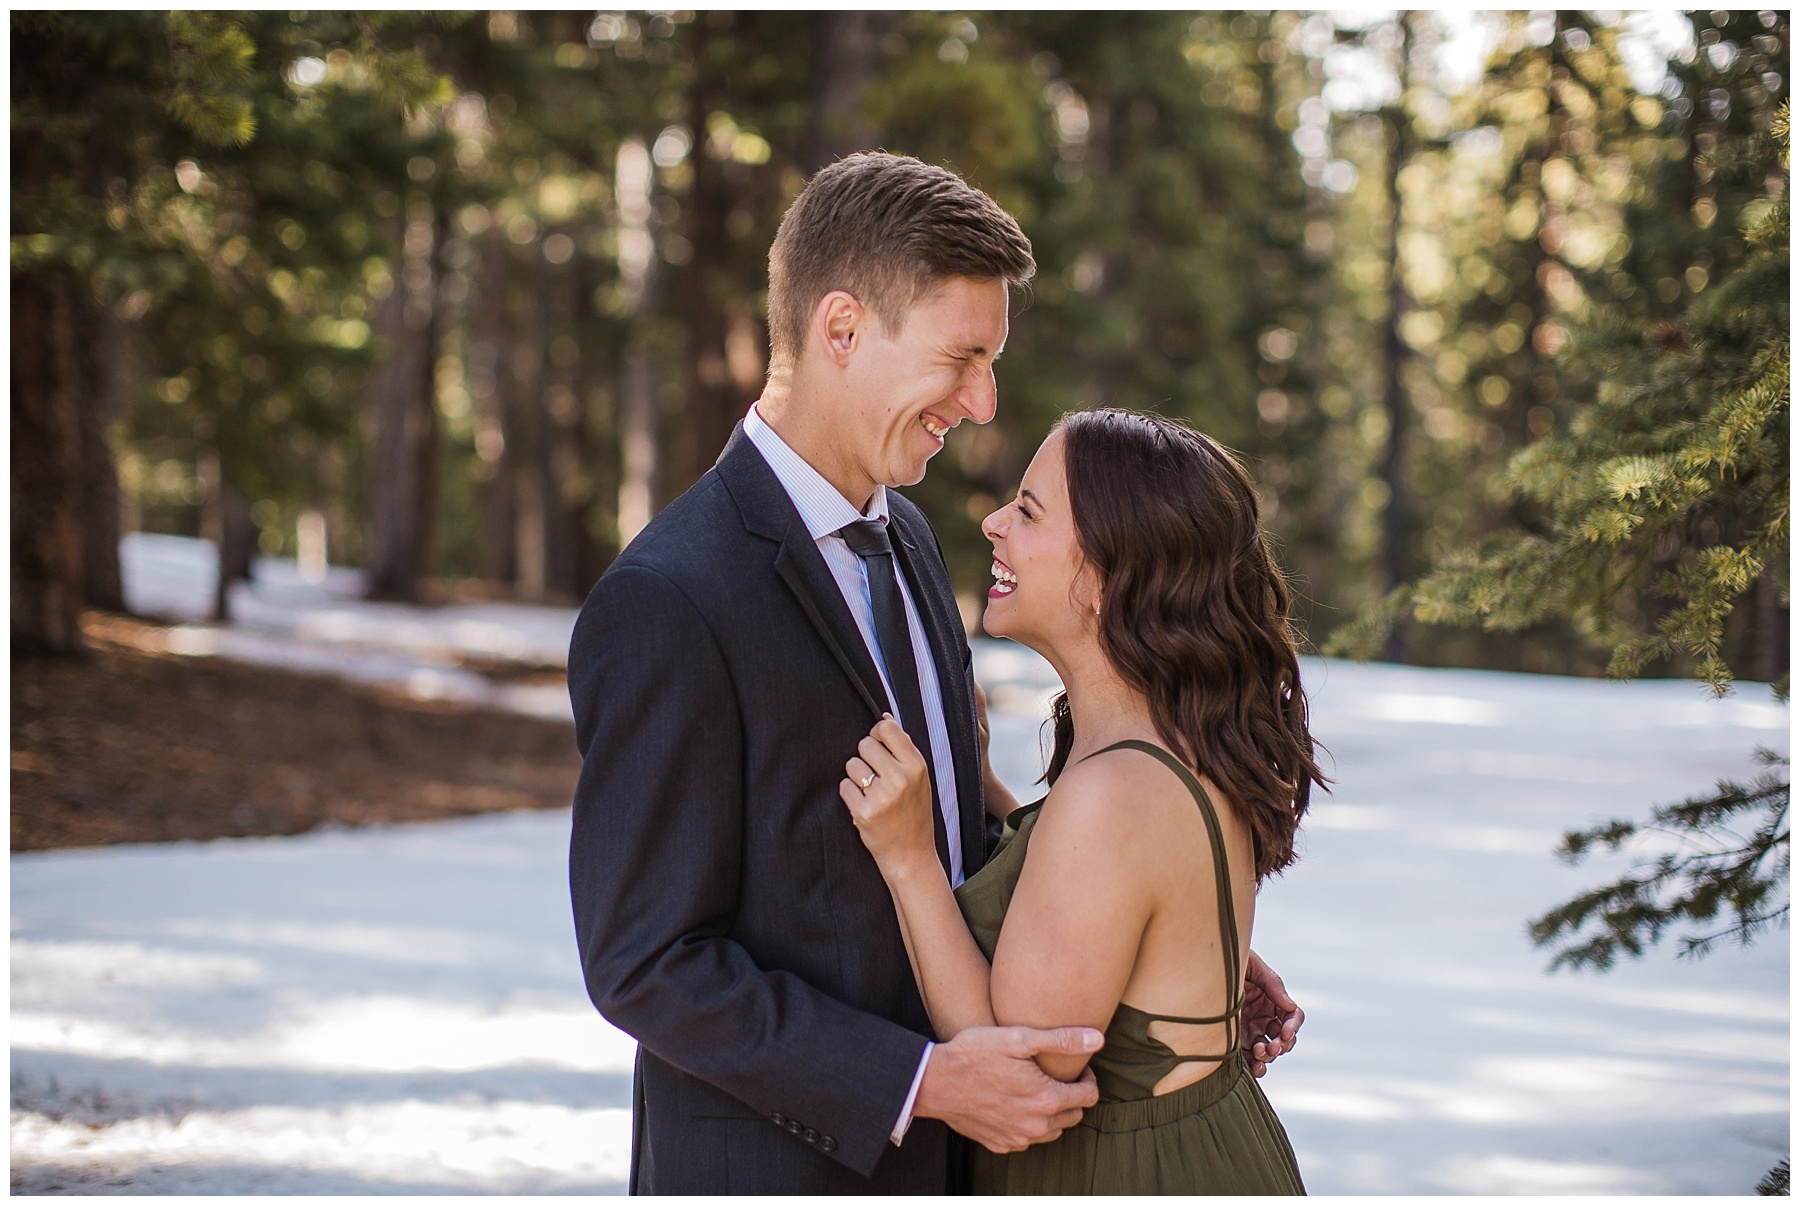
[202,459,256,623]
[365,204,444,602]
[511,240,550,601]
[11,271,87,656]
[1754,567,1788,687]
[78,295,127,613]
[1079,93,1127,403]
[618,350,658,550]
[1518,15,1572,438]
[472,228,516,583]
[570,248,618,595]
[72,119,127,616]
[675,19,745,496]
[614,135,660,550]
[808,12,892,170]
[541,240,583,601]
[1377,16,1415,662]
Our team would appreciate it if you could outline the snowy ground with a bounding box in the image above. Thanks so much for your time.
[114,533,575,721]
[10,537,1790,1193]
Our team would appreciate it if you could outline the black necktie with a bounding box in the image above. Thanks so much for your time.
[838,518,952,877]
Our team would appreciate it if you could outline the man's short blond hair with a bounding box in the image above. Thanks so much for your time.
[765,152,1035,370]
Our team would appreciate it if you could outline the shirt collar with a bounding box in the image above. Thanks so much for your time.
[745,402,889,540]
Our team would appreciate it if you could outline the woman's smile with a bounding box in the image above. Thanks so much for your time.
[989,558,1018,598]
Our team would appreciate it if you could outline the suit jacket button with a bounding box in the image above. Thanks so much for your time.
[786,1120,803,1135]
[770,1112,786,1126]
[821,1135,837,1153]
[804,1128,819,1144]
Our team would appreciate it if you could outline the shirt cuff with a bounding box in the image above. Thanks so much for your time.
[889,1042,933,1145]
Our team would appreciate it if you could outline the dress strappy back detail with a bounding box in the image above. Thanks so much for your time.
[1078,739,1244,1097]
[951,736,1307,1193]
[954,738,1249,1102]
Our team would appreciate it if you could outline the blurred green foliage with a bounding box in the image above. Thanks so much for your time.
[1331,66,1789,697]
[9,10,1791,688]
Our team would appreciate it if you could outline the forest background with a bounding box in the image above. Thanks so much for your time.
[11,9,1790,686]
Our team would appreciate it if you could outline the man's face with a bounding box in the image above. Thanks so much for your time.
[842,275,1010,491]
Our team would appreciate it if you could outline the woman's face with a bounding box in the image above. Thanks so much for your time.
[980,428,1097,649]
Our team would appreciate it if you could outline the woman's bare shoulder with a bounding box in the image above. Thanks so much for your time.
[1036,745,1197,852]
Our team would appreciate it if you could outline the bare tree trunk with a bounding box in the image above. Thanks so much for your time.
[808,12,892,169]
[69,100,127,615]
[202,454,255,623]
[11,272,87,655]
[366,203,444,602]
[1079,94,1126,404]
[615,136,660,550]
[1377,15,1415,662]
[512,241,550,601]
[542,243,583,601]
[472,229,516,583]
[1755,567,1788,686]
[618,350,657,550]
[674,19,745,496]
[79,297,128,612]
[570,252,617,596]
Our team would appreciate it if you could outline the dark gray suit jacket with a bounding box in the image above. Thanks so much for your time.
[569,425,991,1193]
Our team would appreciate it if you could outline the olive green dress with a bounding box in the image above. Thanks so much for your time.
[954,739,1305,1195]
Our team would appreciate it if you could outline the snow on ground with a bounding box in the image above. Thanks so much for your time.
[979,643,1789,1195]
[10,536,1790,1193]
[12,814,633,1194]
[1228,661,1788,1195]
[117,533,575,720]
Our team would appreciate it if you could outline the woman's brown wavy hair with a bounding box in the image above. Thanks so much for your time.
[1044,408,1325,880]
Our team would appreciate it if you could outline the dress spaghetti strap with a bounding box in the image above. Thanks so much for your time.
[1081,738,1243,1062]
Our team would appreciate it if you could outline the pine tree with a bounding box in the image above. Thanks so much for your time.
[865,11,1328,607]
[1329,103,1788,692]
[11,13,460,626]
[1401,14,1662,671]
[1332,103,1787,1022]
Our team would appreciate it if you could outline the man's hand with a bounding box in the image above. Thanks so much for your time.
[912,1025,1102,1153]
[1239,948,1303,1078]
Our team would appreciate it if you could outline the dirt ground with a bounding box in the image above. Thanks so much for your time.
[11,613,581,852]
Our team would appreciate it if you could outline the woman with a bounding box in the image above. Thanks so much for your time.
[838,408,1322,1194]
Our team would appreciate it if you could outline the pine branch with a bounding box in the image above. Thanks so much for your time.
[1530,751,1790,971]
[1756,1158,1789,1196]
[163,13,258,147]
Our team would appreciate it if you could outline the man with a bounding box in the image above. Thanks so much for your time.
[569,152,1300,1194]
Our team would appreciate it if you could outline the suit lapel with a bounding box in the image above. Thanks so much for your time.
[715,427,888,721]
[718,424,987,866]
[773,541,888,721]
[888,512,987,871]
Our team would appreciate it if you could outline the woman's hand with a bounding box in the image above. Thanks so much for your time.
[839,715,938,871]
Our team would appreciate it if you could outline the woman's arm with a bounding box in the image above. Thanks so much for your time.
[841,717,996,1040]
[842,725,1157,1089]
[989,755,1156,1083]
